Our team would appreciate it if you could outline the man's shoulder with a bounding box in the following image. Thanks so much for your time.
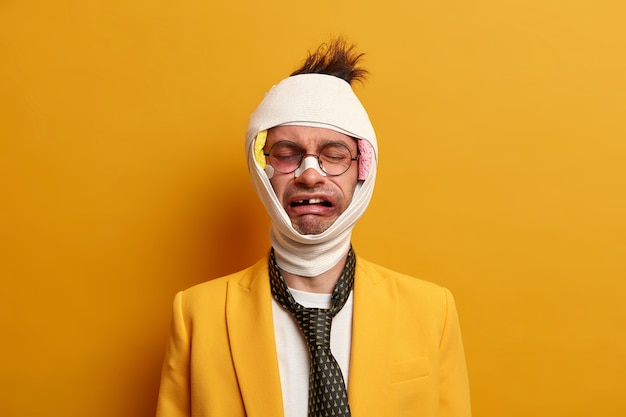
[356,256,448,293]
[356,257,455,315]
[179,256,268,301]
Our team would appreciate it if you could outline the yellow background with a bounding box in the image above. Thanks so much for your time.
[1,1,625,416]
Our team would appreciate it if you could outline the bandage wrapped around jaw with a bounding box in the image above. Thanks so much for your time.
[246,73,378,277]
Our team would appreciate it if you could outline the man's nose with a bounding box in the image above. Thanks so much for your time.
[294,155,326,178]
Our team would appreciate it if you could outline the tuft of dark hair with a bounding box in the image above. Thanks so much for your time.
[290,37,368,85]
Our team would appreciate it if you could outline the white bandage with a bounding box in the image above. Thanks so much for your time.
[246,74,378,277]
[293,156,327,178]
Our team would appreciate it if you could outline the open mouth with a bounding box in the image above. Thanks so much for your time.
[291,198,332,208]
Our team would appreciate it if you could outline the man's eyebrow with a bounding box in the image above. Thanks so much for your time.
[268,137,358,152]
[318,137,358,145]
[319,138,359,151]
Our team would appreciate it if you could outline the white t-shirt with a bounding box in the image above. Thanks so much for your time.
[271,288,354,417]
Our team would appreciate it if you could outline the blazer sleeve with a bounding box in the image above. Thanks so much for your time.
[439,288,472,417]
[156,291,191,417]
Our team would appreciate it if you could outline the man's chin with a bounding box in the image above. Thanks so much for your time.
[292,219,334,235]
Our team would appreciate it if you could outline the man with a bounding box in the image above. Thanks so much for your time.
[156,39,471,417]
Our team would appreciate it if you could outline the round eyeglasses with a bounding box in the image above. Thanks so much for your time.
[264,141,360,176]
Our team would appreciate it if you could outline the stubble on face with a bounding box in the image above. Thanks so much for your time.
[266,125,359,236]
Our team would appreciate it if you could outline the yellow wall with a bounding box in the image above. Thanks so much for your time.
[1,1,625,416]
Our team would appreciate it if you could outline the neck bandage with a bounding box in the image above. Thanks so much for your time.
[246,74,378,276]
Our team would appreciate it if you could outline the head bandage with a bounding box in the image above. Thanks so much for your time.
[246,73,378,276]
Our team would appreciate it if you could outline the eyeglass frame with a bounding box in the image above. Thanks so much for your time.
[263,140,360,177]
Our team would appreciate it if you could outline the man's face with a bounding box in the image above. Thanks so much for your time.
[265,125,359,235]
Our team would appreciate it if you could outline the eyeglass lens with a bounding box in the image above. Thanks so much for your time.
[267,141,356,176]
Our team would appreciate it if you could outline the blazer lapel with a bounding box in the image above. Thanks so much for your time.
[348,257,397,417]
[226,257,284,417]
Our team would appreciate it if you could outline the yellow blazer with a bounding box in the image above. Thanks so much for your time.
[156,255,471,417]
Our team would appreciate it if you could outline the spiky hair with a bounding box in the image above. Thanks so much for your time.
[290,38,368,85]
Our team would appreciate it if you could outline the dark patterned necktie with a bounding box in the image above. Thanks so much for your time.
[269,247,355,417]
